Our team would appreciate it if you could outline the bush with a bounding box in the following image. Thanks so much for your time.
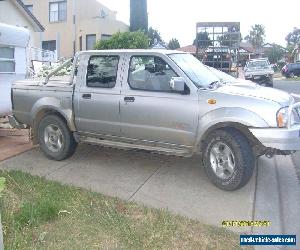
[95,31,149,50]
[36,61,73,78]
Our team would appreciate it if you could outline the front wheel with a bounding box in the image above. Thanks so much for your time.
[202,128,255,191]
[38,115,77,161]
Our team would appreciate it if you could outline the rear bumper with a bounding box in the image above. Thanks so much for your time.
[250,125,300,151]
[8,115,26,129]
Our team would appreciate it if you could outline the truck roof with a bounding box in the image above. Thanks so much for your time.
[76,49,187,56]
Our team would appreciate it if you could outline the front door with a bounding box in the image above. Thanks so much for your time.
[120,55,199,147]
[74,54,122,136]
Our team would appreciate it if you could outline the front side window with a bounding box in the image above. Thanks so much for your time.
[0,47,15,73]
[49,1,67,22]
[128,56,178,92]
[168,53,220,88]
[86,56,119,88]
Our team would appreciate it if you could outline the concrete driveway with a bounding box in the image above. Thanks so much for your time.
[1,143,299,238]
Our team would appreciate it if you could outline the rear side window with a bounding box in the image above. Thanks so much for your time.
[128,56,178,92]
[86,55,119,88]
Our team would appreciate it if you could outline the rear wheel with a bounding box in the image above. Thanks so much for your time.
[38,115,77,161]
[202,128,255,191]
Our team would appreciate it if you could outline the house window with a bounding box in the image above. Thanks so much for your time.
[0,47,15,73]
[25,4,33,13]
[49,1,67,22]
[101,34,111,40]
[79,36,82,51]
[42,40,56,52]
[86,34,96,50]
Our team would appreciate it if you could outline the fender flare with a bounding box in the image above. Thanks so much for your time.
[194,107,269,150]
[30,97,76,131]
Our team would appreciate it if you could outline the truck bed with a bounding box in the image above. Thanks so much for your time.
[12,76,73,126]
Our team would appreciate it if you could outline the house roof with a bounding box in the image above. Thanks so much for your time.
[178,45,197,54]
[13,0,44,32]
[239,41,255,53]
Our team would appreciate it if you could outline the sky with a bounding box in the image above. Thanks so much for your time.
[98,0,300,47]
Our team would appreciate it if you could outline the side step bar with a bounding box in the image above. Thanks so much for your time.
[79,136,192,157]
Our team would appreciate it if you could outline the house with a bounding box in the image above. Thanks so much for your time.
[0,0,58,63]
[0,0,44,51]
[177,45,197,55]
[22,0,129,58]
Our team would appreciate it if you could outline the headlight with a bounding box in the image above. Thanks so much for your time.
[277,107,300,128]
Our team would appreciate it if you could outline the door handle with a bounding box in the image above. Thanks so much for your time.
[124,96,135,102]
[82,93,91,99]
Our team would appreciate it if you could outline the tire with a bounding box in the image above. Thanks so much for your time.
[202,128,255,191]
[38,115,77,161]
[266,80,273,88]
[290,72,295,78]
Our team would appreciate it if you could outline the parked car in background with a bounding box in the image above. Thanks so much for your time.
[282,62,300,78]
[9,50,300,191]
[244,58,274,87]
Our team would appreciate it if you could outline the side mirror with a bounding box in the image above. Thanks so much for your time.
[170,77,185,93]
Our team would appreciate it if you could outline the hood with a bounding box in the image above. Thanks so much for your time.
[215,80,293,105]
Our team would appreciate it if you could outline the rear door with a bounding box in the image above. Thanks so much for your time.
[120,54,199,147]
[74,54,122,136]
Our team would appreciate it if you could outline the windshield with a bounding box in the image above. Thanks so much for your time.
[247,60,269,68]
[168,53,220,88]
[206,66,238,83]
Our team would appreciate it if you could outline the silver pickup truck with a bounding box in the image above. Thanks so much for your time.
[9,50,300,191]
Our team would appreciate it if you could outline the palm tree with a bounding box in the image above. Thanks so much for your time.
[130,0,148,32]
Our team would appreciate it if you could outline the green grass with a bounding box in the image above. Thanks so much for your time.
[0,171,252,250]
[285,77,300,81]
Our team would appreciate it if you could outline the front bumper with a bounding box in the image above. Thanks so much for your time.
[250,126,300,151]
[250,101,300,151]
[245,74,273,84]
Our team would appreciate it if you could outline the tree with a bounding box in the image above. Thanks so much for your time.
[130,0,148,32]
[265,44,285,64]
[194,32,212,48]
[148,27,164,47]
[219,32,241,47]
[285,27,300,46]
[245,24,266,50]
[194,32,212,57]
[95,31,149,50]
[168,38,180,50]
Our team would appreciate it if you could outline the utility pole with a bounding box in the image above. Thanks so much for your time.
[72,0,77,56]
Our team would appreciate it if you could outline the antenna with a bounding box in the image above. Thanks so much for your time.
[100,9,108,18]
